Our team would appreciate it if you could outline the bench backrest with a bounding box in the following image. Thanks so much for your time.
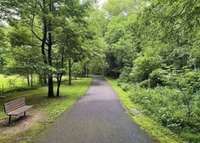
[4,97,26,114]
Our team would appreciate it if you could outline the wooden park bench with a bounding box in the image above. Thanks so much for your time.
[4,97,33,124]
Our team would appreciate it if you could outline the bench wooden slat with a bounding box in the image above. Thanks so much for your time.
[8,105,33,115]
[4,97,32,124]
[4,98,25,114]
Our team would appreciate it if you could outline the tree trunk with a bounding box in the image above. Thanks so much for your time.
[47,30,54,97]
[30,74,33,87]
[47,41,54,97]
[86,65,88,77]
[46,29,54,97]
[48,74,54,97]
[83,63,88,77]
[27,74,30,87]
[44,77,47,85]
[39,74,47,86]
[39,74,43,85]
[56,76,61,97]
[30,0,54,97]
[43,74,47,85]
[56,74,62,97]
[47,0,54,98]
[68,58,72,85]
[56,47,64,97]
[41,0,48,86]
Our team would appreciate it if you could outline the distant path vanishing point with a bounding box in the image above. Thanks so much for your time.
[39,77,155,143]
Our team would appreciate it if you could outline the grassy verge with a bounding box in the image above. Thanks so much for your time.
[0,78,92,143]
[108,79,183,143]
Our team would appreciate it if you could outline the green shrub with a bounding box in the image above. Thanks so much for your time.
[119,67,132,82]
[176,71,200,93]
[120,83,131,91]
[149,68,168,87]
[127,84,200,142]
[130,55,161,82]
[138,79,150,88]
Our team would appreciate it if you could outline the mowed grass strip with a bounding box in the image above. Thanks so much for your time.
[108,79,183,143]
[0,78,92,143]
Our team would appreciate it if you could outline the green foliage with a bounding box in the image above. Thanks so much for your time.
[130,55,161,82]
[0,27,9,71]
[108,79,182,143]
[0,74,39,94]
[104,0,146,16]
[176,71,200,93]
[126,84,200,142]
[104,15,137,77]
[72,62,83,77]
[0,0,200,142]
[9,25,33,47]
[102,1,200,141]
[149,68,168,87]
[0,0,93,96]
[119,67,132,82]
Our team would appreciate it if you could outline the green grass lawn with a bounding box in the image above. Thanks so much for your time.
[0,78,92,143]
[108,79,183,143]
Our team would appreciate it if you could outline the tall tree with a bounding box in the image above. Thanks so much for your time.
[0,0,91,97]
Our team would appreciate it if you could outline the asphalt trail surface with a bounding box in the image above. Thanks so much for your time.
[39,77,155,143]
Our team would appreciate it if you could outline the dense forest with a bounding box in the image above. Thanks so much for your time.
[101,0,200,142]
[0,0,200,142]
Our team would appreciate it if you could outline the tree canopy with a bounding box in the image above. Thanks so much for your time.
[0,0,200,142]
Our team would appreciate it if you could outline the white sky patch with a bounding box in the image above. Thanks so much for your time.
[96,0,107,8]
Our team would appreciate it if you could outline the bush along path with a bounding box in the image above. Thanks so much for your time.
[108,79,184,143]
[38,77,155,143]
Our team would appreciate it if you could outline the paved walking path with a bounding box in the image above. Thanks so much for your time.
[39,77,155,143]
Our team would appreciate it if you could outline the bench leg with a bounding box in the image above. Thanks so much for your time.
[8,115,11,125]
[24,112,26,117]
